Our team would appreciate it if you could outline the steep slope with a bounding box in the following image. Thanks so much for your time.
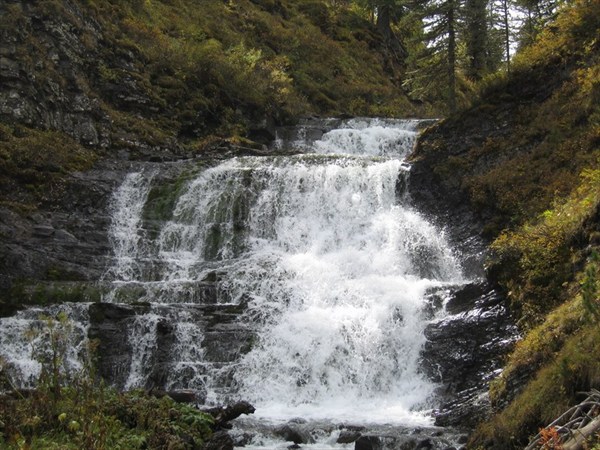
[411,0,600,447]
[0,0,424,305]
[0,0,421,206]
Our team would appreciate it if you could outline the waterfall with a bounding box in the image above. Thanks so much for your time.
[104,171,154,282]
[0,118,465,430]
[100,118,464,425]
[0,304,90,388]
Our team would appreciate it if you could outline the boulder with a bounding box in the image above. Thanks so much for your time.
[337,430,362,444]
[202,430,234,450]
[274,424,315,444]
[355,435,382,450]
[420,282,519,427]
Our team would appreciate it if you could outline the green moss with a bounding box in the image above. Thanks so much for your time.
[142,167,204,240]
[470,324,600,449]
[109,285,148,304]
[0,125,96,210]
[4,282,104,308]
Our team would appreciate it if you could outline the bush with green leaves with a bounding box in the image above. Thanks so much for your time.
[0,312,213,449]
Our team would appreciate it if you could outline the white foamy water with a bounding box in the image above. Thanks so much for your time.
[0,304,90,389]
[0,118,465,432]
[312,118,420,157]
[105,171,154,282]
[102,119,461,423]
[100,118,464,425]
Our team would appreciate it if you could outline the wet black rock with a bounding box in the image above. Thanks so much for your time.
[202,430,234,450]
[338,430,362,444]
[149,389,201,404]
[88,302,146,389]
[420,282,519,428]
[355,435,382,450]
[204,401,256,431]
[0,158,175,318]
[274,424,315,444]
[415,438,433,449]
[88,299,254,394]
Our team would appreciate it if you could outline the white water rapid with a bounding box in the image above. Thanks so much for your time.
[102,118,464,426]
[0,118,466,437]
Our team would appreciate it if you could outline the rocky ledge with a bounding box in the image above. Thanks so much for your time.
[421,281,519,428]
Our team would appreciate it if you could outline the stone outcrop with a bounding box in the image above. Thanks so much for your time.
[420,282,519,428]
[408,123,521,429]
[0,162,123,313]
[87,300,254,394]
[1,1,109,147]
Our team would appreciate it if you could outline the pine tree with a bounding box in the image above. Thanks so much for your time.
[405,0,461,111]
[464,0,491,79]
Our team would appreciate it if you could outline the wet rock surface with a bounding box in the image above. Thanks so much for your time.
[420,282,519,428]
[0,163,121,302]
[88,301,254,393]
[273,423,316,444]
[0,157,211,311]
[202,430,234,450]
[230,419,467,450]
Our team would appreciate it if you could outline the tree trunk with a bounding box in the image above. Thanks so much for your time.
[503,0,511,73]
[376,3,408,61]
[447,0,457,112]
[465,0,489,80]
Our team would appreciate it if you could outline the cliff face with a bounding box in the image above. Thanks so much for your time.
[0,0,422,309]
[0,0,419,155]
[1,1,110,147]
[411,1,600,447]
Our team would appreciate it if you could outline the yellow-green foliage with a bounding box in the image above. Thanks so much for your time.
[470,323,600,449]
[421,2,600,445]
[489,298,584,403]
[466,70,599,232]
[490,167,600,326]
[0,124,96,208]
[512,0,600,70]
[1,0,423,163]
[0,385,213,449]
[77,0,420,137]
[435,0,600,236]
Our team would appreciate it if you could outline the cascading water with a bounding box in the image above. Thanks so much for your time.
[0,304,90,388]
[0,118,468,444]
[104,171,155,283]
[98,118,465,425]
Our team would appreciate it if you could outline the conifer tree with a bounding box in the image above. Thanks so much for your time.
[404,0,460,111]
[464,0,490,79]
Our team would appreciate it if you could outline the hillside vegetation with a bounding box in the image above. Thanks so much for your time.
[413,0,600,447]
[0,0,421,210]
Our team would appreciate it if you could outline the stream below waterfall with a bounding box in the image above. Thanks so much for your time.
[0,118,475,449]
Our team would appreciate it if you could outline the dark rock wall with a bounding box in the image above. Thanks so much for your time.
[0,164,117,293]
[0,0,111,147]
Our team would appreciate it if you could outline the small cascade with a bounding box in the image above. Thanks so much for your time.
[312,118,421,156]
[104,171,154,283]
[0,303,90,389]
[0,118,475,445]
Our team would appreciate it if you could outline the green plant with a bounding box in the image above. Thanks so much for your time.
[0,313,213,449]
[581,250,600,323]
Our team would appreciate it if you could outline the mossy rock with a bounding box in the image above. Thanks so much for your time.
[3,281,104,311]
